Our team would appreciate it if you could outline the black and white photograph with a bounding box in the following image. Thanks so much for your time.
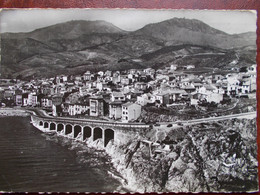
[0,9,258,192]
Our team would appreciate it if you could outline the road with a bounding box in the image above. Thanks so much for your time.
[158,111,257,126]
[28,108,256,127]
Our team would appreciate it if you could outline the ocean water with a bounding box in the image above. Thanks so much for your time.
[0,116,123,192]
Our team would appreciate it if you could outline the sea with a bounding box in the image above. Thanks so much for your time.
[0,116,124,192]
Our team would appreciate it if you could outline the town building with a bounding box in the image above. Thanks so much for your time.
[122,102,142,122]
[109,101,123,119]
[68,103,88,116]
[89,96,104,117]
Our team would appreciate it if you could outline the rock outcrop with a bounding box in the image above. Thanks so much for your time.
[104,118,258,192]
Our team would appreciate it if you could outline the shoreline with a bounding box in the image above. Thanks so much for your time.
[31,121,133,193]
[0,107,30,117]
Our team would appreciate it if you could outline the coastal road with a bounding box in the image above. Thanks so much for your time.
[28,108,256,127]
[158,111,257,126]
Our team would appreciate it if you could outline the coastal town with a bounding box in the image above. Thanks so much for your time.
[0,63,256,123]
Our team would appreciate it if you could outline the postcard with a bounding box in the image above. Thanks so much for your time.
[0,9,257,193]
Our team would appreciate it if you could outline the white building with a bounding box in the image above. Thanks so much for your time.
[111,92,125,102]
[191,91,223,105]
[109,101,123,119]
[41,97,52,108]
[68,104,88,116]
[122,102,142,122]
[136,93,154,106]
[28,93,38,107]
[89,96,104,117]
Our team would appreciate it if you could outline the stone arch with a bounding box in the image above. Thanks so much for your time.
[57,123,64,132]
[104,129,114,147]
[39,121,43,126]
[44,122,49,128]
[93,127,103,141]
[74,125,82,138]
[65,124,73,135]
[50,122,56,131]
[83,126,92,141]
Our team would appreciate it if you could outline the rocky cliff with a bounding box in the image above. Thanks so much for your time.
[103,118,258,192]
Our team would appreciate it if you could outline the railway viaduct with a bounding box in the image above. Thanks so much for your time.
[31,114,150,147]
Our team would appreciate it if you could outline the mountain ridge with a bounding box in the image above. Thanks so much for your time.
[1,18,256,79]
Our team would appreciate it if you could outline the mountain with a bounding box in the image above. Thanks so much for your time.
[1,18,256,79]
[134,18,255,49]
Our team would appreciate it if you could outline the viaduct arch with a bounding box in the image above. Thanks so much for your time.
[50,122,56,131]
[74,125,82,138]
[93,127,102,141]
[83,126,91,141]
[65,124,73,135]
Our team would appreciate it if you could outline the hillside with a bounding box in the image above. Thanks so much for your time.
[134,18,256,49]
[1,18,256,79]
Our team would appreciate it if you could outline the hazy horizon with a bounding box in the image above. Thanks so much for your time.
[0,9,257,34]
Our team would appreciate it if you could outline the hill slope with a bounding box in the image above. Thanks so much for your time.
[1,18,256,79]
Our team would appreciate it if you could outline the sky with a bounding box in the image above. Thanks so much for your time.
[0,9,257,34]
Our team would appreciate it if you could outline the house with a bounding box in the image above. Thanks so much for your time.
[98,71,104,77]
[28,93,38,107]
[41,96,53,108]
[15,94,23,106]
[109,101,123,119]
[191,91,223,105]
[96,82,108,91]
[240,79,256,94]
[68,103,88,116]
[193,83,203,92]
[40,84,52,95]
[204,75,213,84]
[122,102,142,122]
[89,96,104,117]
[213,74,224,83]
[168,89,186,103]
[199,85,217,94]
[185,65,195,70]
[105,70,112,77]
[170,64,177,70]
[134,82,147,91]
[124,91,137,101]
[52,94,63,106]
[122,76,132,85]
[156,74,170,81]
[22,93,29,106]
[213,84,225,94]
[52,104,63,116]
[4,90,15,99]
[83,71,96,81]
[155,92,169,105]
[226,76,240,96]
[112,72,121,84]
[136,93,154,106]
[111,92,125,102]
[181,84,196,93]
